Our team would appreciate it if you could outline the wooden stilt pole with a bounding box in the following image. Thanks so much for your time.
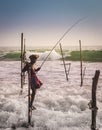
[67,63,71,77]
[59,43,68,81]
[79,40,83,86]
[23,39,26,62]
[23,39,26,84]
[88,70,100,130]
[20,35,26,94]
[91,70,100,130]
[20,35,32,125]
[20,33,24,94]
[28,65,32,125]
[82,67,86,85]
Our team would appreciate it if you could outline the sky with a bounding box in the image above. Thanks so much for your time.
[0,0,102,47]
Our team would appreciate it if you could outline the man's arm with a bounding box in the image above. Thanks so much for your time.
[22,62,29,72]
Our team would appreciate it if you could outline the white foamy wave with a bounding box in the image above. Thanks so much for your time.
[25,50,61,61]
[38,50,61,61]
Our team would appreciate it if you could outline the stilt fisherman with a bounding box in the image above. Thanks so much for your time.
[22,54,42,110]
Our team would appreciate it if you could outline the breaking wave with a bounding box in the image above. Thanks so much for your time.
[26,50,61,61]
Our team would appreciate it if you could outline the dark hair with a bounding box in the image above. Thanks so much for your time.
[29,54,39,60]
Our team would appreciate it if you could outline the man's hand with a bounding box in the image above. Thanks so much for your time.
[36,67,41,71]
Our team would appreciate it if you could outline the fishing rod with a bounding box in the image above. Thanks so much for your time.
[40,17,86,68]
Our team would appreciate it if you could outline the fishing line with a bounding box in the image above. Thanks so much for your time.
[40,17,86,68]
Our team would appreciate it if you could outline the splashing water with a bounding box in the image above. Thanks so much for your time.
[25,50,61,61]
[0,61,102,130]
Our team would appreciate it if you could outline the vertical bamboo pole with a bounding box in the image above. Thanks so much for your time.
[79,40,83,86]
[21,33,24,94]
[59,43,68,81]
[28,65,32,125]
[82,67,86,84]
[91,70,100,130]
[23,39,26,84]
[67,63,71,77]
[23,39,26,63]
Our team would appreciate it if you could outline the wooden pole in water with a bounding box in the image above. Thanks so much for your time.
[21,33,24,94]
[59,43,68,81]
[82,66,86,85]
[28,65,32,125]
[79,40,83,86]
[23,39,26,84]
[91,70,100,130]
[23,39,26,62]
[67,63,71,77]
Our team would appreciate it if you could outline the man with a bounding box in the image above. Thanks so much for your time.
[22,54,42,109]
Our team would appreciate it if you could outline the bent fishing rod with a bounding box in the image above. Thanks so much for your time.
[40,17,86,68]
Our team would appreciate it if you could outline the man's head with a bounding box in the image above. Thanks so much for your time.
[29,54,39,63]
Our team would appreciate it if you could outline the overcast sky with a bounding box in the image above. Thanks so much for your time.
[0,0,102,47]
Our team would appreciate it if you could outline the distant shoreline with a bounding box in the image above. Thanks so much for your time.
[0,45,102,51]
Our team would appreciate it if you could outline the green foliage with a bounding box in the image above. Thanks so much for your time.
[65,50,102,62]
[4,52,21,60]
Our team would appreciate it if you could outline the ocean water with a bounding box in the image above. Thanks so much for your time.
[0,45,102,52]
[0,55,102,130]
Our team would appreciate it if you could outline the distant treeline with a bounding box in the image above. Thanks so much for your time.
[4,52,21,60]
[3,50,102,62]
[65,50,102,62]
